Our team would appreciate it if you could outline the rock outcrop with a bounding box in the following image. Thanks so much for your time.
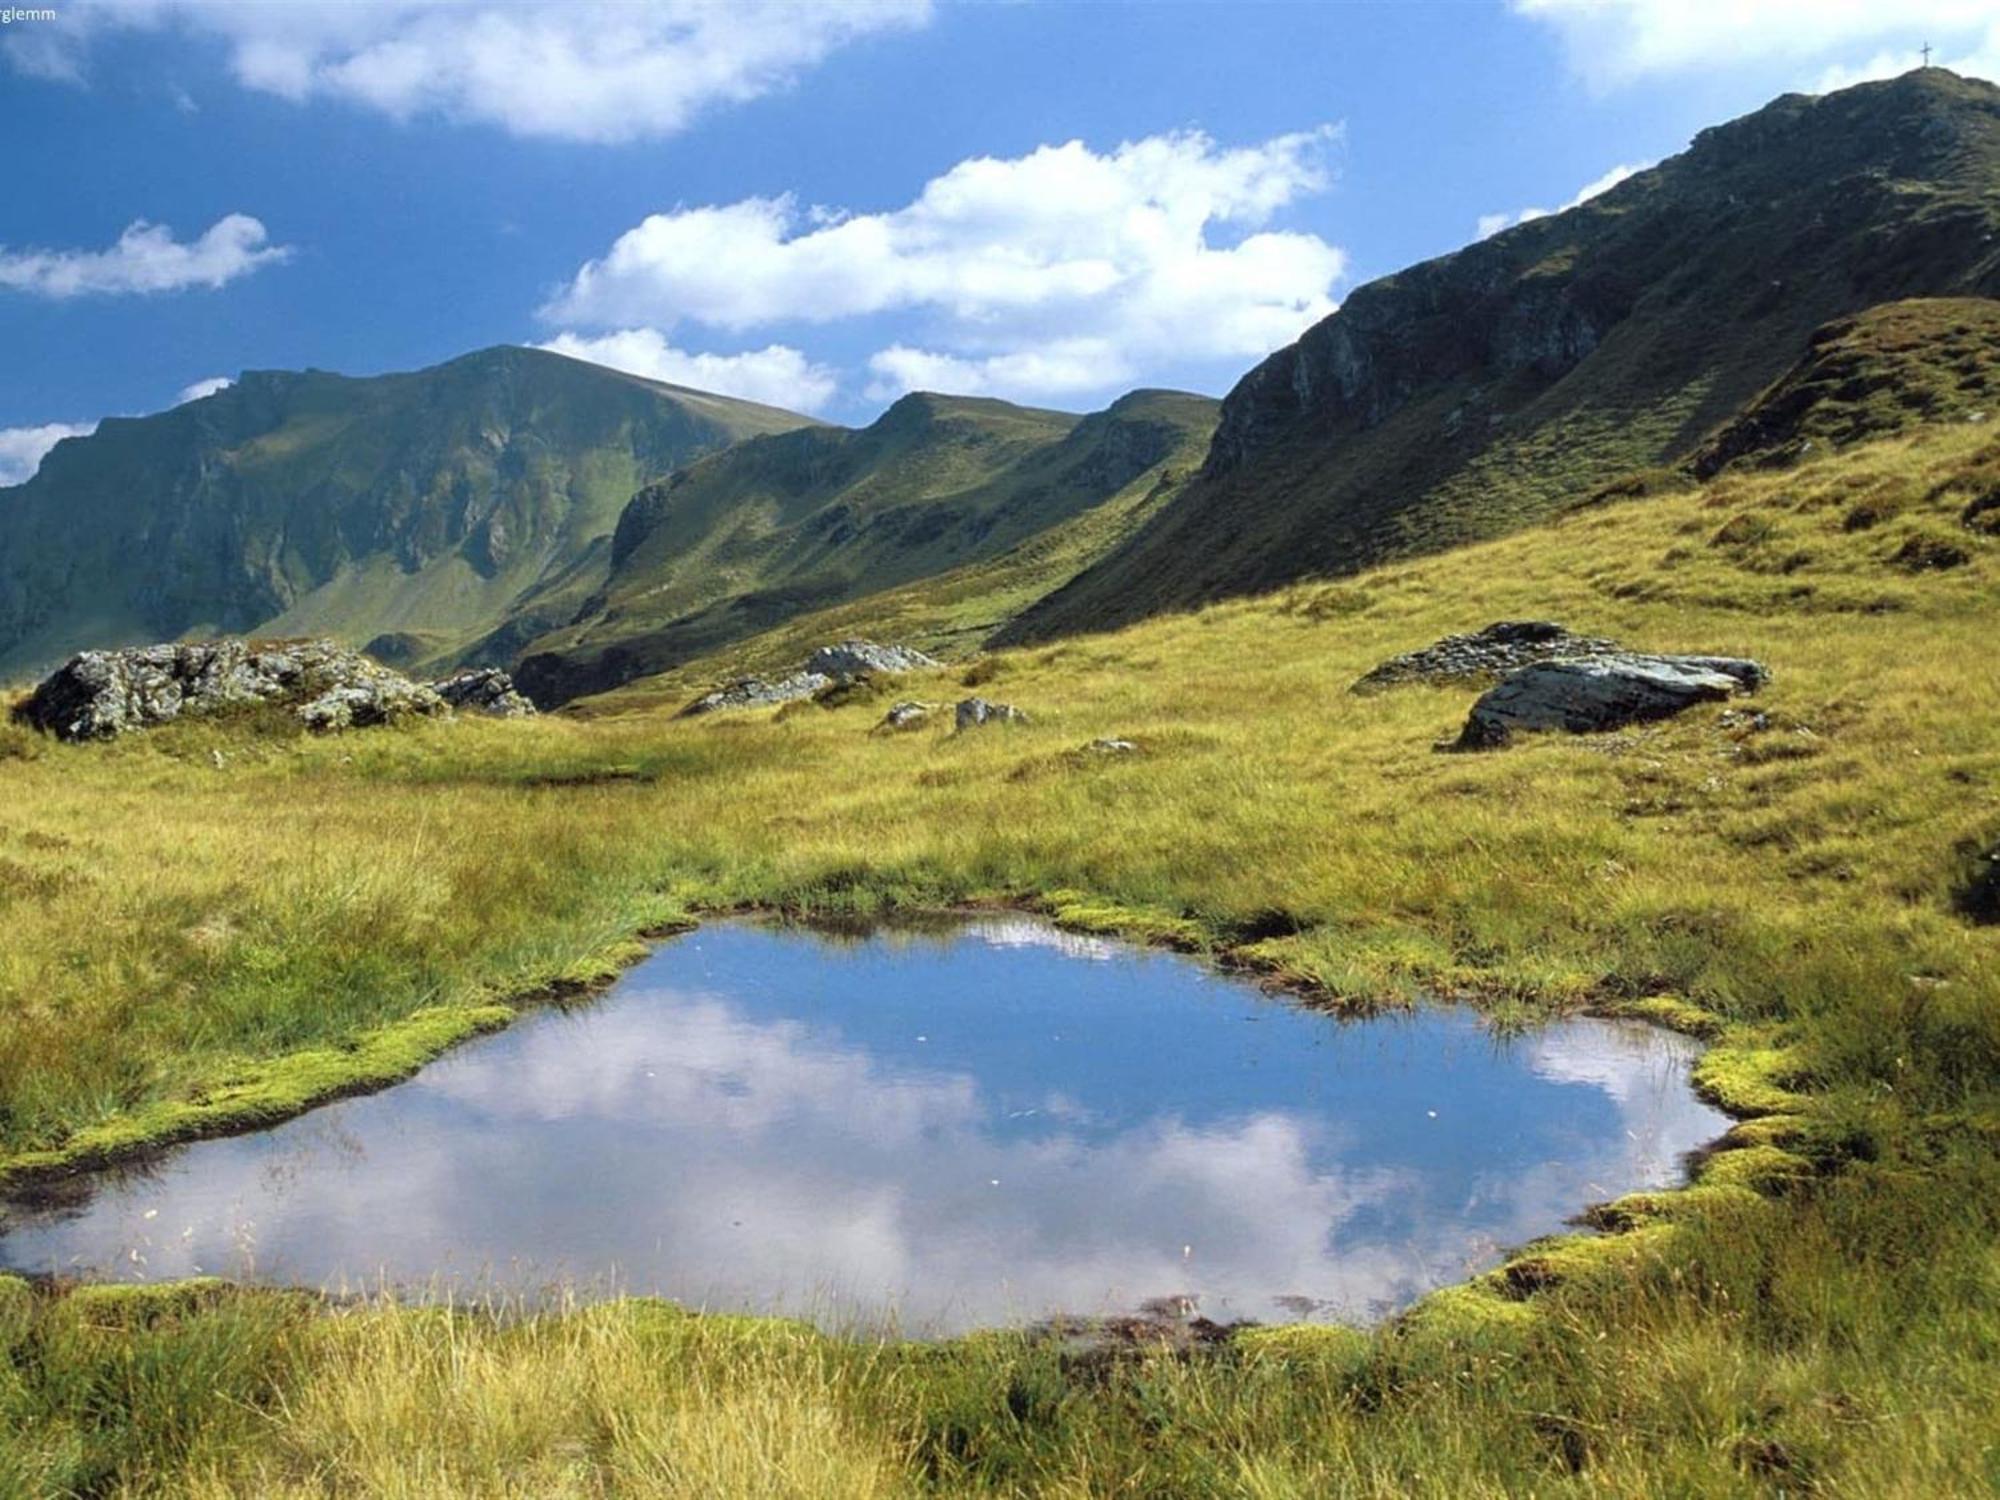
[804,642,940,678]
[430,667,537,718]
[1353,621,1619,692]
[956,697,1028,730]
[680,671,833,717]
[1454,653,1768,750]
[680,640,937,717]
[15,640,454,741]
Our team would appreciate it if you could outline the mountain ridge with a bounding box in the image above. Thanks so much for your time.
[0,345,818,679]
[999,68,2000,645]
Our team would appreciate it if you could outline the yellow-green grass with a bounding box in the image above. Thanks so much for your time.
[2,421,1998,1493]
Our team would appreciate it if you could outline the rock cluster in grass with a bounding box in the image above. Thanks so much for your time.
[429,667,538,719]
[15,640,536,741]
[803,641,940,678]
[1352,620,1619,692]
[956,697,1028,730]
[681,640,938,717]
[1453,653,1768,750]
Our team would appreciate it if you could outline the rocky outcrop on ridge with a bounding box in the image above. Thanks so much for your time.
[14,640,536,741]
[680,641,937,718]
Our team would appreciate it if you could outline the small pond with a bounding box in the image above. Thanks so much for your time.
[0,918,1729,1333]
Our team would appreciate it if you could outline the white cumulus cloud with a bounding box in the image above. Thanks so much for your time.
[1514,0,2000,88]
[535,329,839,413]
[1476,160,1650,240]
[0,422,96,486]
[544,127,1347,405]
[175,375,234,404]
[11,0,932,144]
[0,215,288,299]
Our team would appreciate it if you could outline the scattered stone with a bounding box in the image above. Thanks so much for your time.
[680,671,834,717]
[14,639,454,742]
[1352,621,1619,692]
[1453,652,1768,750]
[803,640,940,678]
[875,700,933,732]
[682,640,939,717]
[956,697,1029,730]
[429,667,536,718]
[1087,738,1137,754]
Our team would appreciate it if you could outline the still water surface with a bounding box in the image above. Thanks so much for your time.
[0,918,1729,1332]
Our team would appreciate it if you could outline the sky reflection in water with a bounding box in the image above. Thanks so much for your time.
[0,918,1729,1332]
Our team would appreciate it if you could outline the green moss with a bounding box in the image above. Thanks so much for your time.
[0,1002,514,1190]
[1039,888,1205,950]
[1696,1144,1814,1192]
[1691,1042,1813,1117]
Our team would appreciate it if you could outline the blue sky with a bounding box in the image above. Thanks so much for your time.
[3,0,1998,481]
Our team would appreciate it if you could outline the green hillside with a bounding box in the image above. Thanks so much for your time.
[0,346,816,679]
[1002,69,2000,645]
[513,388,1217,704]
[5,396,1997,1495]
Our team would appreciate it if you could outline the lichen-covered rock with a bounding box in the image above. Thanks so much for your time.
[681,640,938,717]
[1087,738,1137,754]
[429,667,536,718]
[956,697,1028,730]
[14,639,454,741]
[803,641,940,678]
[296,676,448,733]
[1454,652,1768,750]
[1353,621,1619,692]
[679,672,833,718]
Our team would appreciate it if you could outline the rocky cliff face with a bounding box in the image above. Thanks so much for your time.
[1000,69,2000,645]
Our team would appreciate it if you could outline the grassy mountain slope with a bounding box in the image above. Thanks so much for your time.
[513,388,1217,704]
[3,406,1997,1492]
[1003,68,2000,645]
[0,346,815,679]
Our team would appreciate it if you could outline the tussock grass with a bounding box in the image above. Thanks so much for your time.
[2,422,1998,1491]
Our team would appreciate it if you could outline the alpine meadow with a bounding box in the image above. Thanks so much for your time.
[2,8,1999,1498]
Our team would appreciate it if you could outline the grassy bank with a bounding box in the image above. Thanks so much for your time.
[2,421,1998,1493]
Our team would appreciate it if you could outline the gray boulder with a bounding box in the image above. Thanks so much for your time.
[429,667,536,718]
[1354,621,1619,692]
[680,671,833,717]
[956,697,1028,730]
[875,700,933,732]
[15,639,453,741]
[1455,652,1768,749]
[803,640,940,678]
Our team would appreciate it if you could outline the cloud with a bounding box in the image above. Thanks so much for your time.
[1476,159,1650,240]
[535,329,838,413]
[175,375,233,404]
[545,127,1347,404]
[13,1,932,144]
[1514,0,2000,88]
[0,422,96,486]
[0,215,288,299]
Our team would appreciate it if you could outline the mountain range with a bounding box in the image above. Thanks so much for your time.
[4,68,1998,705]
